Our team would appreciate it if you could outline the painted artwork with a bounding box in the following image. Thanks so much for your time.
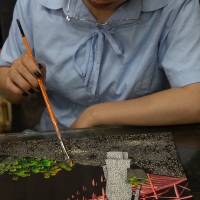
[0,132,194,199]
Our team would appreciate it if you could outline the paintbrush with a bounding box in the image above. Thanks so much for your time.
[16,19,70,162]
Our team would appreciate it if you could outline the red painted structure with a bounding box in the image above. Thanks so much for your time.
[67,173,193,199]
[133,173,193,200]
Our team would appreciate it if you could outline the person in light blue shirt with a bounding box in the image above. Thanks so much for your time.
[0,0,200,131]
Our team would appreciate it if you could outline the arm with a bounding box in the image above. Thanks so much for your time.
[0,54,46,104]
[70,82,200,128]
[71,0,200,129]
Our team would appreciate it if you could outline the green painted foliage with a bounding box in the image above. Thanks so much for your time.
[126,176,149,187]
[0,156,74,180]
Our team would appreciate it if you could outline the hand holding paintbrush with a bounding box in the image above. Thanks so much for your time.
[16,19,71,162]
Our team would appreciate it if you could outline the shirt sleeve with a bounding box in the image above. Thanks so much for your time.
[160,0,200,88]
[0,0,33,67]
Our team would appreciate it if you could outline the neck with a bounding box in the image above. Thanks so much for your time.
[92,10,116,24]
[82,1,119,24]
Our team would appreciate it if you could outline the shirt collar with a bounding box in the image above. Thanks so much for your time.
[36,0,64,9]
[72,0,142,21]
[142,0,168,12]
[37,0,168,20]
[37,0,168,12]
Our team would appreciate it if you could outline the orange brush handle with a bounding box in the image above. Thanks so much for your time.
[37,78,61,138]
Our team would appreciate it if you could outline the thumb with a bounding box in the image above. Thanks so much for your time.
[37,63,46,81]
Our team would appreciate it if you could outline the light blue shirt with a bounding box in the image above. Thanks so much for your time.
[1,0,200,131]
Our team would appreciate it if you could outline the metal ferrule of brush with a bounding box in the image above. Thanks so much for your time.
[59,137,70,160]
